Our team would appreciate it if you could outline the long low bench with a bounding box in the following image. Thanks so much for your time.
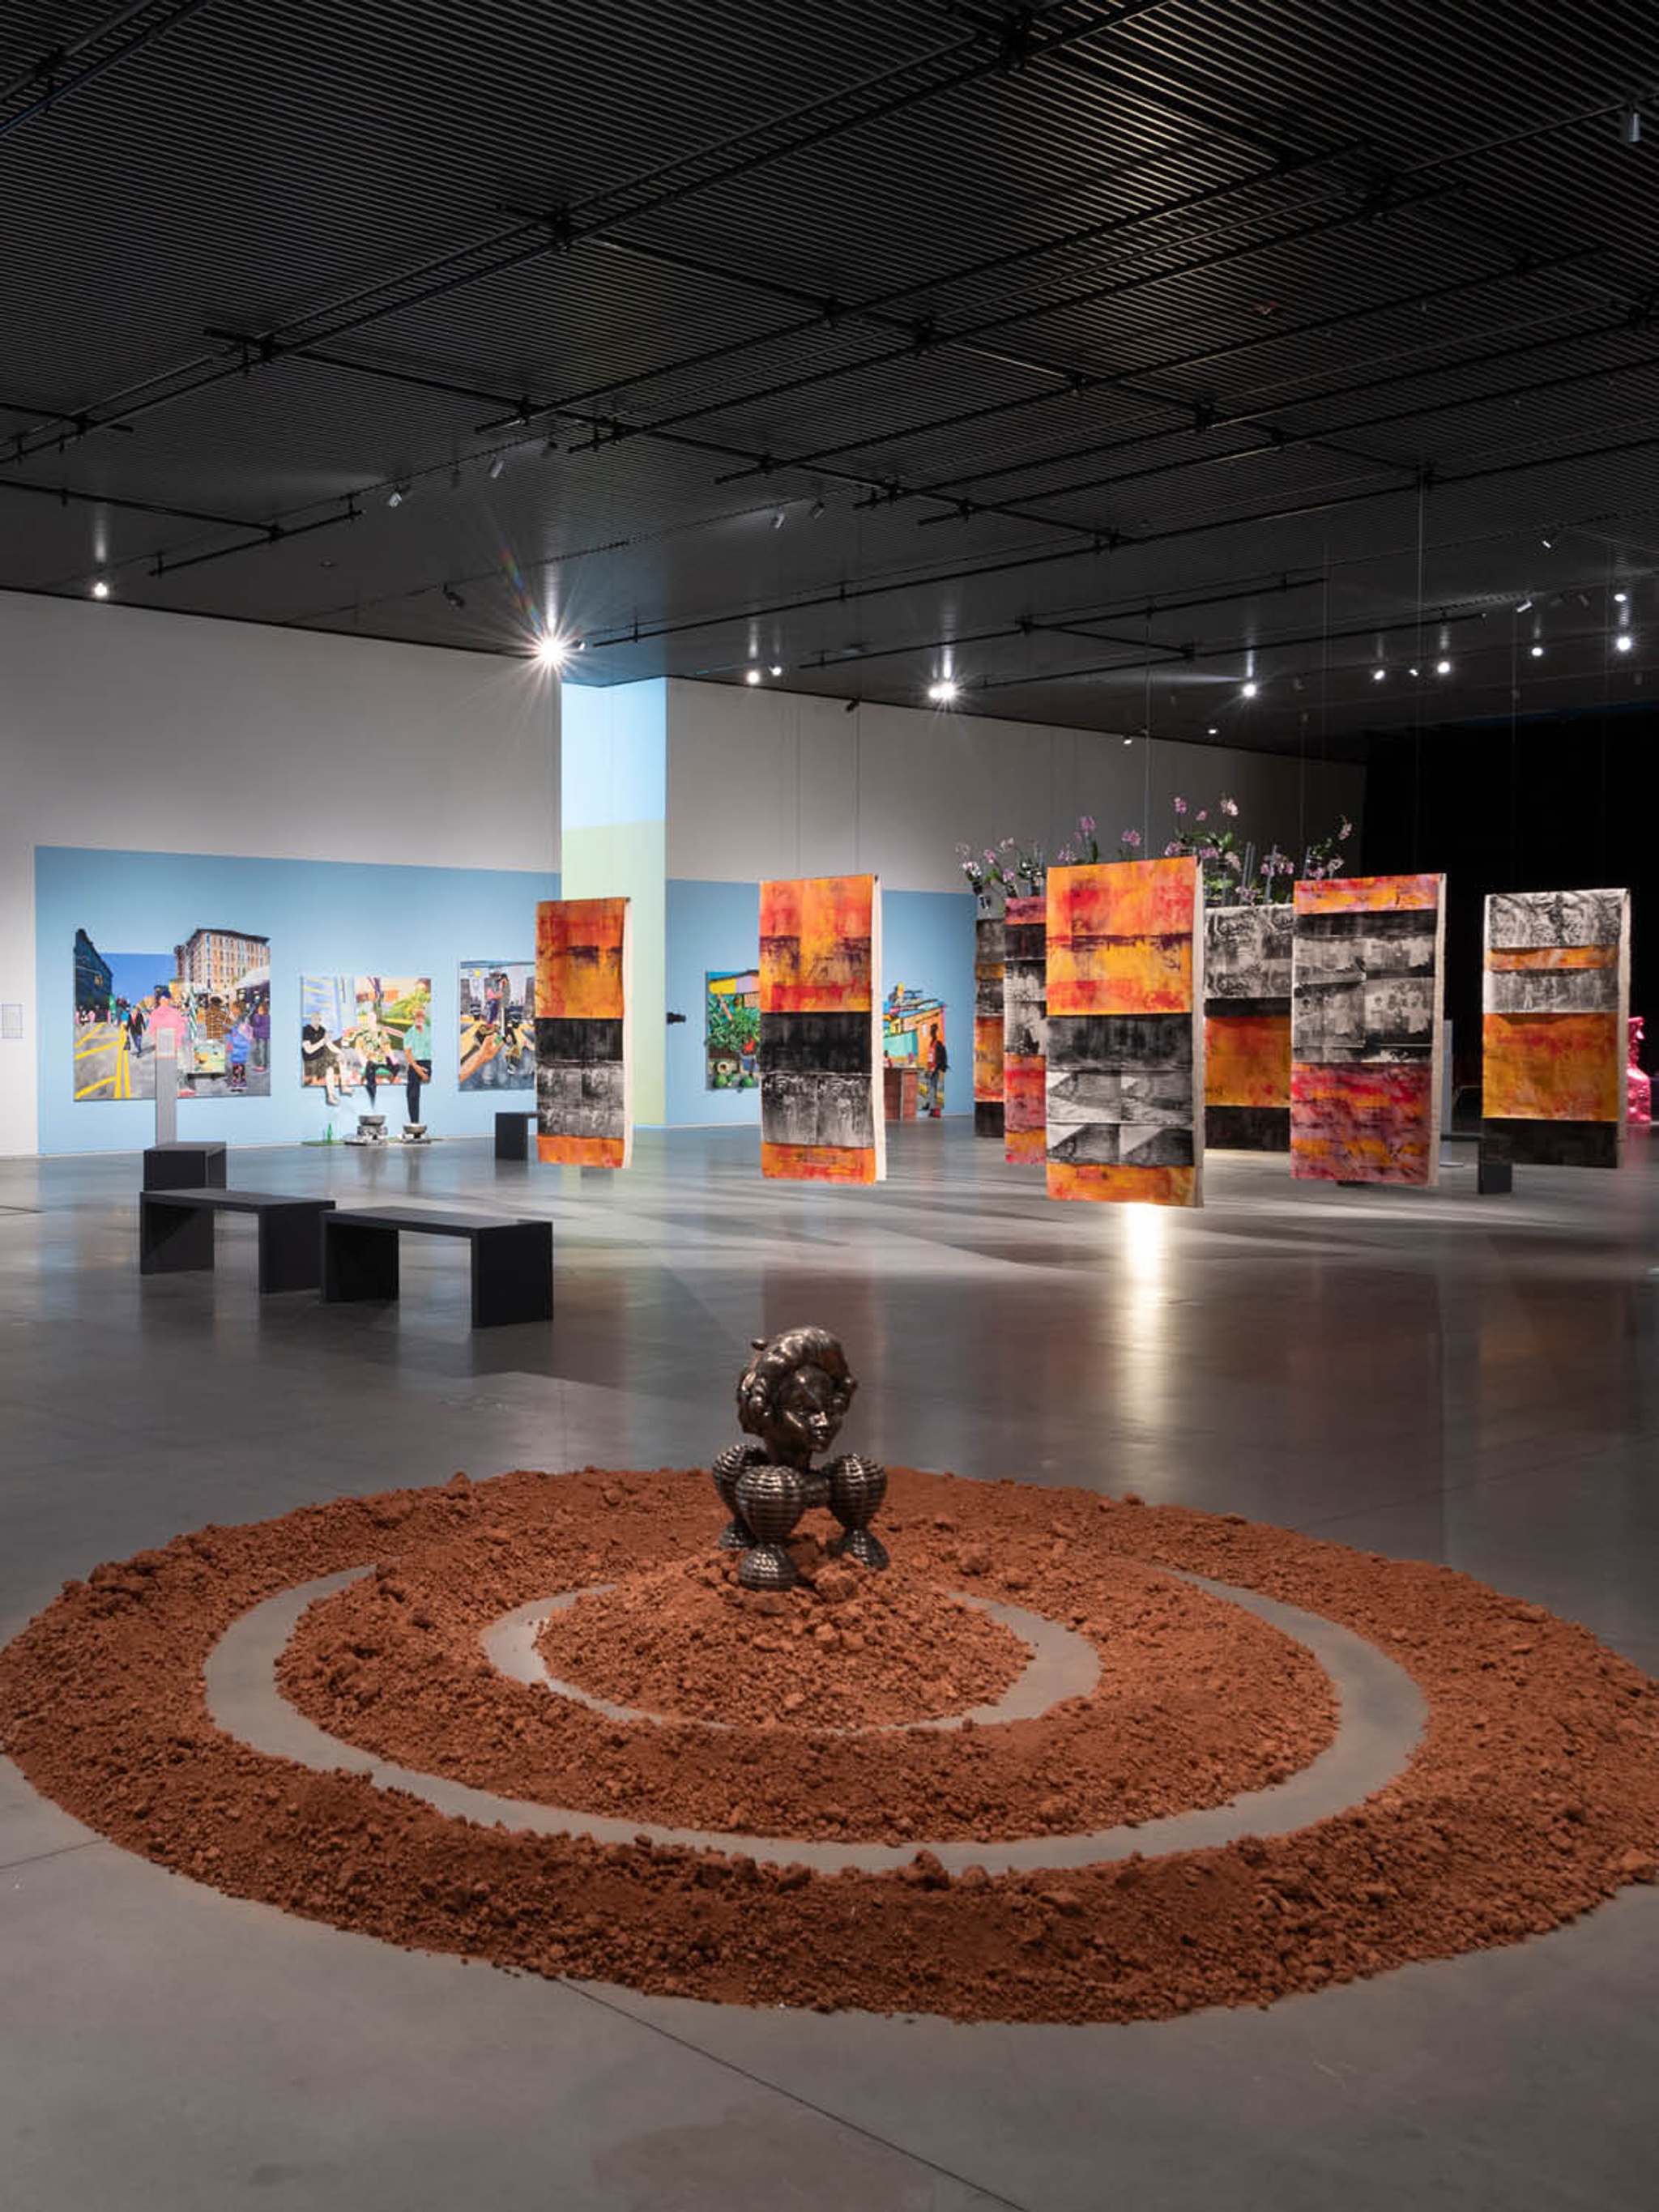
[139,1190,336,1293]
[322,1208,553,1328]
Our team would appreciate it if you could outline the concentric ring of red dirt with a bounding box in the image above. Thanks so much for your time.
[0,1464,1654,2026]
[275,1474,1335,1840]
[532,1547,1030,1728]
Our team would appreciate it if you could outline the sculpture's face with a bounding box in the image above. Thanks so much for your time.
[771,1364,847,1458]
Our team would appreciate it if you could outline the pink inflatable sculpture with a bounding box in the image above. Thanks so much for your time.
[1630,1015,1652,1127]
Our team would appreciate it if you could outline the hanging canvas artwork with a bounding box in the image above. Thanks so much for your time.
[758,873,884,1183]
[706,969,761,1090]
[1002,893,1047,1163]
[458,961,535,1091]
[1044,858,1205,1206]
[300,975,433,1111]
[974,913,1005,1137]
[535,898,631,1167]
[1481,889,1629,1168]
[74,925,271,1101]
[1290,874,1444,1185]
[1203,904,1293,1150]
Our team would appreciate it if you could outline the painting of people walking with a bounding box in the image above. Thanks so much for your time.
[73,924,271,1101]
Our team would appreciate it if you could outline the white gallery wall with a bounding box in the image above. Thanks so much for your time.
[665,678,1365,889]
[0,590,560,1155]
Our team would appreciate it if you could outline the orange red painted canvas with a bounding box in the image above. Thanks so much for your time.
[1047,1161,1197,1206]
[1483,1012,1620,1122]
[538,1133,627,1168]
[1047,858,1195,1016]
[535,898,626,1021]
[1296,873,1440,914]
[760,1141,879,1185]
[1290,1064,1433,1184]
[1003,1057,1047,1161]
[1205,1012,1291,1108]
[759,876,875,1013]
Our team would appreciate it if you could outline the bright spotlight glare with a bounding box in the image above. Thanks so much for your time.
[1241,680,1259,698]
[1529,642,1545,658]
[1615,631,1635,653]
[1371,666,1386,682]
[1435,658,1452,675]
[90,578,110,600]
[927,678,961,704]
[744,667,762,685]
[534,633,568,668]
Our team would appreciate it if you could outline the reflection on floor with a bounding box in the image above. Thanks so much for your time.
[1,1123,1656,2211]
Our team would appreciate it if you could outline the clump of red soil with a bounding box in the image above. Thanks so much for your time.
[2,1464,1656,2027]
[534,1545,1027,1728]
[277,1485,1333,1841]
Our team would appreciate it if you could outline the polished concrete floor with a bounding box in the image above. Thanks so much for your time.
[2,1123,1656,2211]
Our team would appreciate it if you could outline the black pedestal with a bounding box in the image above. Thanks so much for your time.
[494,1110,535,1161]
[143,1141,228,1190]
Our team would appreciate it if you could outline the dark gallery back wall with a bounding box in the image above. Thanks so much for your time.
[1364,706,1656,1085]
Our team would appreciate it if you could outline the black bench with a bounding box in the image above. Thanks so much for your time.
[143,1141,228,1191]
[494,1110,537,1161]
[322,1208,552,1328]
[140,1190,336,1293]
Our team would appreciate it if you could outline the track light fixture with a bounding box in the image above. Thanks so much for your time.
[442,585,466,611]
[769,663,783,678]
[1619,104,1642,146]
[488,455,505,481]
[90,577,109,599]
[772,509,787,531]
[1516,599,1533,614]
[1371,666,1386,682]
[387,484,407,509]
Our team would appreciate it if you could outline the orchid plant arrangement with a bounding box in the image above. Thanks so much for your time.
[959,804,1352,907]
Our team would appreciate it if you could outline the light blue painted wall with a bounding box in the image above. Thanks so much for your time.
[663,877,976,1126]
[36,846,556,1154]
[561,678,667,831]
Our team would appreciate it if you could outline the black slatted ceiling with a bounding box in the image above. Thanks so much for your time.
[3,0,1658,756]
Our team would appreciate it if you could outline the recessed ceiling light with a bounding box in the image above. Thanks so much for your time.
[769,663,783,678]
[1371,666,1386,682]
[1615,632,1635,653]
[1435,658,1452,675]
[744,667,762,686]
[1529,641,1545,658]
[90,577,110,599]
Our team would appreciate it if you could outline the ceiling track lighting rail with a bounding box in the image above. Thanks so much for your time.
[0,0,1142,472]
[0,0,217,145]
[147,501,360,580]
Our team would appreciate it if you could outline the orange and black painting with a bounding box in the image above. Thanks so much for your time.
[974,914,1005,1138]
[759,874,884,1184]
[1290,872,1443,1185]
[535,897,630,1167]
[1002,893,1047,1164]
[1043,859,1204,1207]
[1203,904,1293,1151]
[1481,889,1627,1168]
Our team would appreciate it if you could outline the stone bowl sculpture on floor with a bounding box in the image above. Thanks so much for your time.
[710,1325,889,1587]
